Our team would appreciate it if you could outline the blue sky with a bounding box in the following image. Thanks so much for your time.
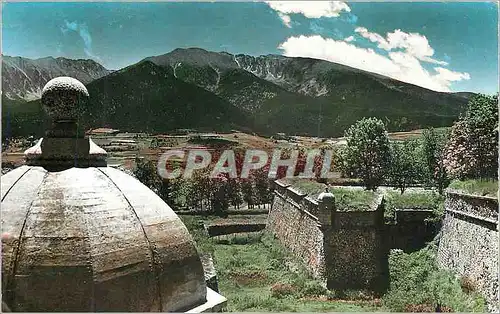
[2,1,498,94]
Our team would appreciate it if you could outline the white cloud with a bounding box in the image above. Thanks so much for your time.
[266,1,350,27]
[344,35,355,42]
[60,20,101,62]
[278,12,292,28]
[354,27,447,65]
[434,67,471,90]
[278,35,470,92]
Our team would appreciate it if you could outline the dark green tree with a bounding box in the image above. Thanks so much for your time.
[343,118,391,191]
[421,128,450,194]
[133,157,160,192]
[389,139,423,194]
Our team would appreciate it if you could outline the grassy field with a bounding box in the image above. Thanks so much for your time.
[180,214,485,312]
[2,128,442,170]
[281,178,378,211]
[180,215,385,312]
[448,179,498,197]
[384,191,445,223]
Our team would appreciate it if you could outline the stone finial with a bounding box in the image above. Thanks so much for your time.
[318,187,335,202]
[41,77,89,122]
[24,76,106,169]
[318,187,335,226]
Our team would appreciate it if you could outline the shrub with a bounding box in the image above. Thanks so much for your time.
[448,179,498,197]
[460,276,477,294]
[382,247,486,312]
[293,279,327,297]
[343,118,391,191]
[270,283,297,298]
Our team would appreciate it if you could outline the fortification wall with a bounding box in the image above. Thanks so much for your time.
[267,181,387,290]
[267,182,326,280]
[437,191,499,312]
[324,206,387,291]
[386,209,439,252]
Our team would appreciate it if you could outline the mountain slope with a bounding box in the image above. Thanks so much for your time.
[3,48,476,138]
[3,61,252,138]
[144,48,472,135]
[83,60,250,133]
[2,55,112,101]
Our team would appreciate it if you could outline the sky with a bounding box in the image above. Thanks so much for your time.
[2,1,498,94]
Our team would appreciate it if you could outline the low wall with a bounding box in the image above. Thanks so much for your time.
[386,209,439,252]
[437,190,499,312]
[205,223,267,237]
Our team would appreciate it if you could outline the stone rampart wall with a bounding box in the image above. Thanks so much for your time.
[267,183,325,280]
[437,190,499,312]
[267,181,386,290]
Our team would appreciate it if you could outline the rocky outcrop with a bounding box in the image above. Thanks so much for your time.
[2,56,111,101]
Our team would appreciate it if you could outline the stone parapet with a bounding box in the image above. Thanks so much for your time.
[437,191,499,312]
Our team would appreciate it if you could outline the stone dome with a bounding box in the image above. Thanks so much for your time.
[318,187,335,201]
[1,77,222,312]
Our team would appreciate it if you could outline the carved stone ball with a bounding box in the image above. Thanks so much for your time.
[318,190,335,201]
[41,77,89,121]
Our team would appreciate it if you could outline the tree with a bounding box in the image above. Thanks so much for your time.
[254,168,272,206]
[443,94,498,179]
[226,178,244,209]
[133,157,160,193]
[389,140,423,194]
[241,178,256,209]
[210,174,230,216]
[133,157,185,206]
[343,118,391,191]
[421,128,450,194]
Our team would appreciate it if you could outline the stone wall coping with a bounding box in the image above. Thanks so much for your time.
[273,189,319,221]
[395,209,434,213]
[286,186,308,197]
[446,208,498,227]
[446,189,498,203]
[368,194,385,212]
[303,208,320,222]
[275,180,291,188]
[305,196,319,205]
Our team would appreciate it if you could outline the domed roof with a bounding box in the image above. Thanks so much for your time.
[318,187,334,201]
[1,77,214,312]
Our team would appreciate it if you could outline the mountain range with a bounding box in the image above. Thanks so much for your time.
[2,48,474,138]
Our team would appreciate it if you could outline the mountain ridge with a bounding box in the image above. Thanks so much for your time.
[2,55,112,101]
[2,48,478,138]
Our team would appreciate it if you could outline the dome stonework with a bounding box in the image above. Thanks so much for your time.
[41,76,89,121]
[1,77,226,312]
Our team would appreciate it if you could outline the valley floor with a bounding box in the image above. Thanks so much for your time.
[180,215,386,312]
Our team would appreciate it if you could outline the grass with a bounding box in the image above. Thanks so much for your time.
[329,188,377,212]
[382,244,486,312]
[384,191,445,223]
[181,213,486,312]
[281,178,378,211]
[448,179,498,198]
[180,214,385,312]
